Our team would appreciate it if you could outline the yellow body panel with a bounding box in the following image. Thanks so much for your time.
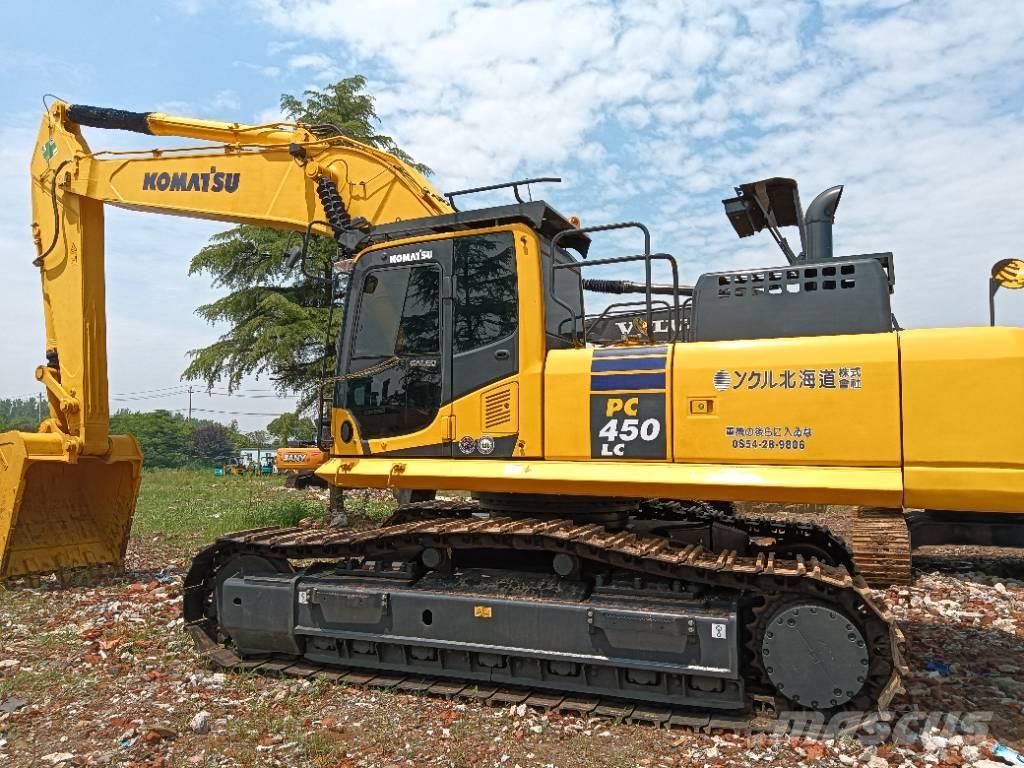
[324,328,1024,514]
[673,334,902,467]
[544,346,675,461]
[901,327,1024,512]
[318,456,902,507]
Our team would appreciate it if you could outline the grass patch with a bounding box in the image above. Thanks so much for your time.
[341,488,397,522]
[132,468,330,540]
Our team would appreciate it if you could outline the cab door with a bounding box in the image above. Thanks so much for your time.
[447,231,520,457]
[340,243,452,456]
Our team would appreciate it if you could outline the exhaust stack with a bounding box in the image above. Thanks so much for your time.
[802,185,843,262]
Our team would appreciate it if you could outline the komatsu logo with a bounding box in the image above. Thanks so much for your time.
[388,249,433,264]
[142,168,240,193]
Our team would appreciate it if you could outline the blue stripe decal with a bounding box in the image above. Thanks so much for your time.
[590,372,666,391]
[591,357,666,372]
[592,346,668,358]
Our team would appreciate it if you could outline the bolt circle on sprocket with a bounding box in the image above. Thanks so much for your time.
[760,602,869,709]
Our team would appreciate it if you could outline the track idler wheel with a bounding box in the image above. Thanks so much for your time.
[760,601,869,709]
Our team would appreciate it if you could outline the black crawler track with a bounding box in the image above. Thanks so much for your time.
[183,501,905,725]
[638,500,857,571]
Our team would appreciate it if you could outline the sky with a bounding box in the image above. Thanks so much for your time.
[1,0,1023,429]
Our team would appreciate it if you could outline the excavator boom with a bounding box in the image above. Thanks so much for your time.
[0,100,451,577]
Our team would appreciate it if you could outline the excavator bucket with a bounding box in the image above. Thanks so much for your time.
[0,431,142,579]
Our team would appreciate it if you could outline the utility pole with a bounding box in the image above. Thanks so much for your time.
[187,385,194,421]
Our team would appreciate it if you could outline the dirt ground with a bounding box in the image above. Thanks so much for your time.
[2,508,1024,768]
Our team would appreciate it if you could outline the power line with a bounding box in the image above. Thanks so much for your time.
[112,390,294,402]
[195,391,294,399]
[110,384,193,396]
[174,406,290,417]
[111,391,191,402]
[7,392,40,401]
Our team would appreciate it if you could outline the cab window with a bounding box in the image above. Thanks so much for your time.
[345,264,442,439]
[453,232,517,353]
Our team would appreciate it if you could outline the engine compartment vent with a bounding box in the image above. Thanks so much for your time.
[482,383,518,432]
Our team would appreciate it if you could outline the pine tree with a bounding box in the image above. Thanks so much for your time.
[184,76,428,409]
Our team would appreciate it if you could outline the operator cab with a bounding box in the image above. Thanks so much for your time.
[332,200,590,454]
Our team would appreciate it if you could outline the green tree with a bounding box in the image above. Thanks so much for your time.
[239,429,271,451]
[189,421,235,463]
[109,410,190,468]
[267,412,317,447]
[0,396,45,432]
[184,76,428,408]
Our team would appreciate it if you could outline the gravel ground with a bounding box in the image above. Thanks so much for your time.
[2,513,1024,768]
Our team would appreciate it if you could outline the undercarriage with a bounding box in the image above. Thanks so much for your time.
[183,499,905,719]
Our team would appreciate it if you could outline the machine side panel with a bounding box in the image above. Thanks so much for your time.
[901,327,1024,513]
[545,346,674,462]
[672,333,902,468]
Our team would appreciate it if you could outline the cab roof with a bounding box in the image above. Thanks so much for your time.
[367,201,592,257]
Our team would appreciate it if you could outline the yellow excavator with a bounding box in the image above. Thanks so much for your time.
[5,99,1024,717]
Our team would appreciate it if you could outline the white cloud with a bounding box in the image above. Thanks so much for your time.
[234,60,283,79]
[155,89,243,118]
[171,0,207,14]
[250,0,1024,328]
[288,53,334,70]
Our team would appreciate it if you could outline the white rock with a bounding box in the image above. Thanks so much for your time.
[41,754,75,765]
[922,734,948,751]
[190,710,211,734]
[0,660,18,672]
[995,582,1008,595]
[867,756,889,768]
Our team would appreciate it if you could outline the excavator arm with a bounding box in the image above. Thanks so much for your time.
[0,99,451,577]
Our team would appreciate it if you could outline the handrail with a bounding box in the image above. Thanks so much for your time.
[549,234,683,345]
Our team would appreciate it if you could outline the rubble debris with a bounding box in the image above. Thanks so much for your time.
[189,710,211,734]
[0,697,27,713]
